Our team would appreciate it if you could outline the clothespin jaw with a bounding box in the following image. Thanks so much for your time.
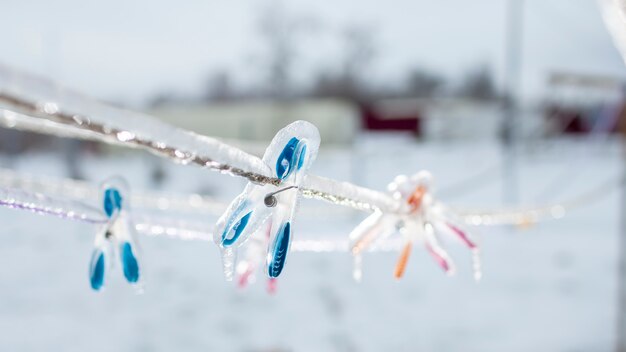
[215,121,320,280]
[88,177,142,291]
[89,232,110,291]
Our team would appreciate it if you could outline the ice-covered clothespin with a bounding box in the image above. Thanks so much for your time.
[349,171,480,281]
[215,121,320,280]
[88,177,142,291]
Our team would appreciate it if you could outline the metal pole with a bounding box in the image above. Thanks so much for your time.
[617,101,626,352]
[502,0,524,204]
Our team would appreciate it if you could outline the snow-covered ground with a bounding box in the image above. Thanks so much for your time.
[0,134,622,352]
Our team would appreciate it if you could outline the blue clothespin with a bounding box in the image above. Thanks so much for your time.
[215,121,320,280]
[89,177,142,291]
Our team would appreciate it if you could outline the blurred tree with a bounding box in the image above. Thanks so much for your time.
[406,69,445,97]
[255,1,317,99]
[341,24,377,91]
[149,91,176,108]
[205,70,234,102]
[458,65,498,100]
[310,23,378,101]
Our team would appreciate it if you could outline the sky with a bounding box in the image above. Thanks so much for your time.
[1,0,625,106]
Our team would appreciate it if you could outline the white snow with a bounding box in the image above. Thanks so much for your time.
[0,135,622,351]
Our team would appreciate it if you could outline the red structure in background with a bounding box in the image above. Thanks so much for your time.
[546,72,625,135]
[359,102,421,136]
[545,103,624,135]
[546,106,589,134]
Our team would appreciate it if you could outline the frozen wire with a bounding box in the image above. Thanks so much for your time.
[129,216,406,252]
[0,175,621,252]
[0,165,623,230]
[0,65,622,223]
[0,68,400,213]
[0,168,227,215]
[0,184,399,252]
[449,173,625,226]
[0,168,623,239]
[0,186,107,224]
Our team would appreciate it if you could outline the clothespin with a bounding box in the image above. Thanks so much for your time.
[88,177,142,291]
[215,121,320,280]
[349,171,479,280]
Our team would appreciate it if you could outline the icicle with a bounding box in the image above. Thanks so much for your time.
[447,222,482,281]
[472,248,482,282]
[220,247,236,281]
[353,254,363,283]
[236,261,253,289]
[267,278,278,295]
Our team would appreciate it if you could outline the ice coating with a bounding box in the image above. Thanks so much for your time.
[0,64,596,226]
[0,67,401,214]
[215,121,320,280]
[0,64,270,179]
[302,175,402,213]
[349,211,397,256]
[0,186,107,224]
[215,187,273,249]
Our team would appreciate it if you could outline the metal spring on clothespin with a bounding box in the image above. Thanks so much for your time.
[264,186,299,207]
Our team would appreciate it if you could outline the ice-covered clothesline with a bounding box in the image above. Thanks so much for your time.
[0,65,398,213]
[0,102,395,212]
[0,163,622,240]
[1,64,624,288]
[0,168,226,215]
[1,163,619,286]
[0,181,403,252]
[0,173,619,261]
[0,186,105,224]
[1,65,618,222]
[0,79,622,226]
